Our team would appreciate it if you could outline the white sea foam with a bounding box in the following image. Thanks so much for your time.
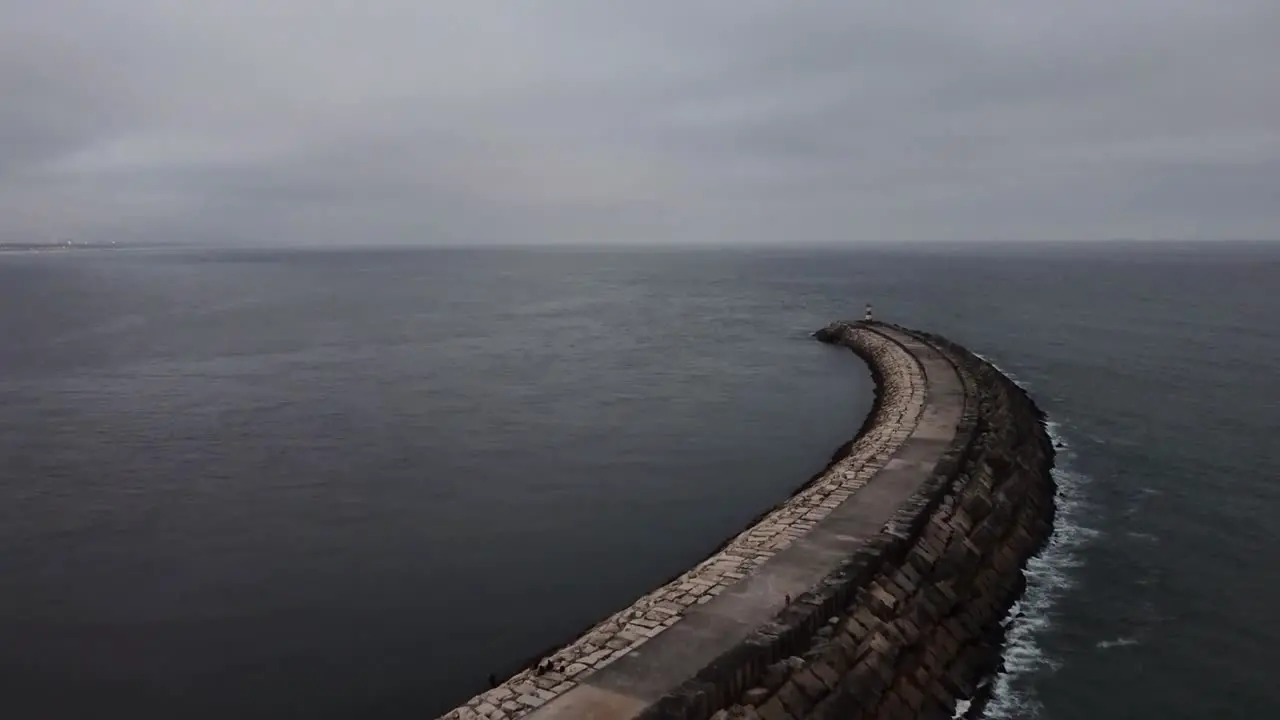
[971,356,1096,720]
[1095,637,1139,649]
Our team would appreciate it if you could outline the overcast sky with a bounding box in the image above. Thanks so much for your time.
[3,1,1278,246]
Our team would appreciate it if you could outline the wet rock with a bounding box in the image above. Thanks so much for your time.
[812,325,842,344]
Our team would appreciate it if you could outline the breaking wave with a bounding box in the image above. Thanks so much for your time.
[974,357,1097,719]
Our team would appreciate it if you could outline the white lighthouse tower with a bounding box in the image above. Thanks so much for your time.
[864,303,873,323]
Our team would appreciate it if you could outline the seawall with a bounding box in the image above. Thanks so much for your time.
[439,322,1056,720]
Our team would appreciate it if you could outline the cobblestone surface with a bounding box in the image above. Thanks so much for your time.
[438,327,926,720]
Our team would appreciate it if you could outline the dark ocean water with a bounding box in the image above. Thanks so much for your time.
[0,243,1276,719]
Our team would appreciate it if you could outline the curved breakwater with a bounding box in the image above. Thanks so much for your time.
[439,322,1056,720]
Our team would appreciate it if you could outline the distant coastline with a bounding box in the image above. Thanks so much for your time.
[0,241,125,253]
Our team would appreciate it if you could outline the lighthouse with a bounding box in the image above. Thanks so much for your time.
[864,303,873,322]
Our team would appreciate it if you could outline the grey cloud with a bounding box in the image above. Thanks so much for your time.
[2,1,1278,245]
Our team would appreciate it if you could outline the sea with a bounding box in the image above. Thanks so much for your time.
[0,242,1276,719]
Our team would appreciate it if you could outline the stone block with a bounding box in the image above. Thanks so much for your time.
[877,692,910,720]
[896,560,924,590]
[866,633,899,665]
[912,663,935,693]
[889,570,919,600]
[790,668,830,702]
[581,648,612,666]
[534,686,559,702]
[957,608,986,638]
[977,567,1007,595]
[484,686,514,703]
[808,660,842,691]
[531,675,559,691]
[844,660,887,705]
[917,534,946,561]
[894,617,923,646]
[509,682,537,697]
[936,541,979,577]
[897,679,926,711]
[755,697,795,720]
[907,546,939,576]
[991,546,1019,574]
[832,630,864,665]
[925,581,958,608]
[942,616,974,647]
[514,691,545,707]
[928,674,959,707]
[940,665,977,699]
[775,680,816,717]
[929,626,959,660]
[867,584,899,618]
